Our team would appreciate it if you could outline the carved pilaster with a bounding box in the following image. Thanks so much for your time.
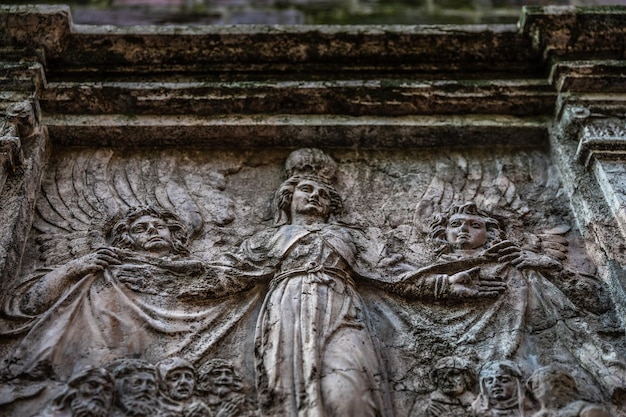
[575,117,626,167]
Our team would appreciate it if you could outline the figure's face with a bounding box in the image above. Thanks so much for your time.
[118,371,158,415]
[530,375,575,405]
[437,368,467,396]
[201,365,236,397]
[71,376,113,417]
[483,372,517,402]
[129,215,173,255]
[290,180,332,220]
[446,214,488,250]
[163,367,196,401]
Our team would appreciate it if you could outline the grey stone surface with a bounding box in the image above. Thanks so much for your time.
[1,5,626,417]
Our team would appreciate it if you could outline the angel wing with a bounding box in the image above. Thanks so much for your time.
[32,150,116,266]
[31,149,235,268]
[379,150,575,260]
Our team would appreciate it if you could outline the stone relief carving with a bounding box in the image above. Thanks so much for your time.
[156,357,210,417]
[2,205,228,380]
[390,202,625,400]
[473,360,526,417]
[35,367,114,417]
[195,148,398,417]
[108,359,159,417]
[409,356,477,417]
[527,366,614,417]
[196,358,259,417]
[0,147,624,417]
[0,100,36,193]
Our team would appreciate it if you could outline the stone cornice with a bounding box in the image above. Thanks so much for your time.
[1,5,625,148]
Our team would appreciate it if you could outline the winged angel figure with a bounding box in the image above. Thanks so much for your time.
[0,149,258,382]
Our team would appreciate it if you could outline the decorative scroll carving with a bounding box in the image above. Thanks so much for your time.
[576,118,626,166]
[6,101,37,139]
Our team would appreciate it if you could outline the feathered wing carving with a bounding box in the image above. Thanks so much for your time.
[381,150,575,263]
[32,149,234,268]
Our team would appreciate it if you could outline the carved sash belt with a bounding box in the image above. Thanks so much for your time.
[271,265,356,293]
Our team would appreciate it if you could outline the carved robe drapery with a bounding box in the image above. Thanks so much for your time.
[2,252,261,380]
[212,223,392,417]
[397,252,625,397]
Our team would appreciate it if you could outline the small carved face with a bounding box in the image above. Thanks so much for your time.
[129,215,173,255]
[71,375,114,416]
[163,367,196,401]
[446,214,488,250]
[203,365,236,396]
[483,373,517,402]
[436,368,467,396]
[119,371,158,407]
[529,373,576,405]
[290,180,332,219]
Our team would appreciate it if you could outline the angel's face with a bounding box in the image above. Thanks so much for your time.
[129,215,173,255]
[446,214,487,250]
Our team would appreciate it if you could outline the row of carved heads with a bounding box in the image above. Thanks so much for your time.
[417,357,612,417]
[37,357,258,417]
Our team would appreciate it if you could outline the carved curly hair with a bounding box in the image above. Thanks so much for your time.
[109,206,190,256]
[430,202,505,256]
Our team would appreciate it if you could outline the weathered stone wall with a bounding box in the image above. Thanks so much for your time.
[1,5,626,417]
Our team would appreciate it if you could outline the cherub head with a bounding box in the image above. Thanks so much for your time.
[51,367,114,417]
[430,202,505,255]
[110,206,189,256]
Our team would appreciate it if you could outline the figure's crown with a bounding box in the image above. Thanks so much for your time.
[284,148,337,182]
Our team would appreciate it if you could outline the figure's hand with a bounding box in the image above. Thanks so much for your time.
[479,240,518,260]
[448,267,506,299]
[69,247,120,277]
[498,245,561,271]
[216,398,245,417]
[115,264,157,291]
[186,402,212,417]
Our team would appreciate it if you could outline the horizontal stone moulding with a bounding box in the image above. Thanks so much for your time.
[44,113,549,148]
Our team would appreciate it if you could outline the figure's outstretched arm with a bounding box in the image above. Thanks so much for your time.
[177,235,276,300]
[494,241,562,271]
[391,265,506,301]
[18,247,120,315]
[177,265,264,300]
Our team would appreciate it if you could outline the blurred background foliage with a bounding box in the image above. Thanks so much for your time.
[8,0,626,25]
